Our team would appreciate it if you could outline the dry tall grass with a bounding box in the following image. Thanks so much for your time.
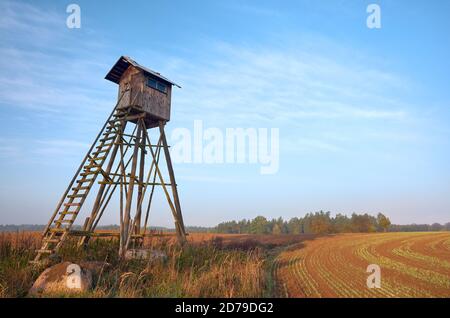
[0,232,269,298]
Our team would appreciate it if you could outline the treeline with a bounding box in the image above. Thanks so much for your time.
[0,224,212,233]
[215,212,450,235]
[2,216,449,234]
[215,212,393,235]
[0,224,120,232]
[0,224,45,232]
[389,223,450,232]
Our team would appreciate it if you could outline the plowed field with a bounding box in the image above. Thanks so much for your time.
[273,232,450,297]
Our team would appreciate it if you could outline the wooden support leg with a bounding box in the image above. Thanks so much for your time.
[142,138,162,237]
[119,122,143,258]
[134,125,146,239]
[159,121,187,244]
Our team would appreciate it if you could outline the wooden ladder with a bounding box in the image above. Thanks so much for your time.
[32,95,132,263]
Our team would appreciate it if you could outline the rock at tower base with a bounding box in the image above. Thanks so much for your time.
[29,261,94,296]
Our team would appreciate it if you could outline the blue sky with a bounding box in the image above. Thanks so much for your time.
[0,0,449,226]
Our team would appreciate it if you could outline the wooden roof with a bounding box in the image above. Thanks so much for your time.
[105,56,181,88]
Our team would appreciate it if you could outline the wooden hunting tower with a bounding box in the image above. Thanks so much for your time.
[106,56,180,126]
[33,56,187,263]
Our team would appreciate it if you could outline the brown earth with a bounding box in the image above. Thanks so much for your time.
[273,232,450,298]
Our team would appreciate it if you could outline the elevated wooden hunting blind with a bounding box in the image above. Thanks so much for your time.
[33,56,187,263]
[105,56,181,126]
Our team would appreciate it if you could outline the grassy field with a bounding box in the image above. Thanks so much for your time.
[1,231,449,297]
[273,232,450,297]
[0,232,275,298]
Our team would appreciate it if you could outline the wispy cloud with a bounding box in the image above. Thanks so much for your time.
[0,0,119,168]
[158,40,418,155]
[0,0,114,116]
[169,42,410,124]
[0,0,62,41]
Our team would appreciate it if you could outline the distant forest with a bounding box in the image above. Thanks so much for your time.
[0,224,211,233]
[214,212,450,235]
[1,212,449,234]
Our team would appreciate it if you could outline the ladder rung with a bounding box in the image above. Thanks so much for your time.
[49,227,66,232]
[64,203,81,207]
[43,239,60,243]
[89,153,104,159]
[90,156,106,161]
[36,249,54,254]
[59,212,77,216]
[100,136,116,142]
[54,220,73,224]
[67,194,85,198]
[76,178,94,183]
[83,165,100,171]
[72,186,89,191]
[80,171,97,176]
[96,143,113,149]
[92,149,108,156]
[48,231,65,236]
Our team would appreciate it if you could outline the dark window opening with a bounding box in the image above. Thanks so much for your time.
[157,82,167,93]
[147,77,167,94]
